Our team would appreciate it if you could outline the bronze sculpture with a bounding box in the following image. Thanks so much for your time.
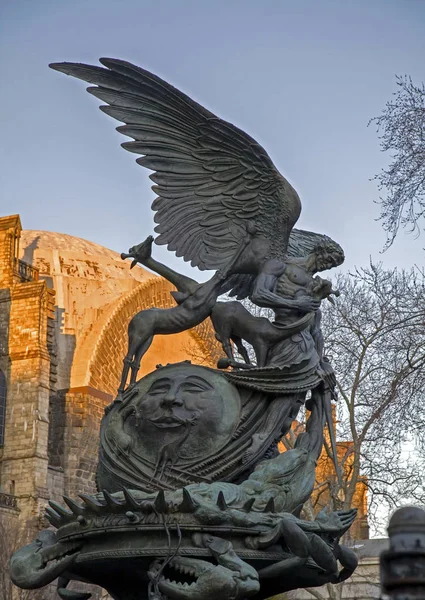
[116,227,254,395]
[10,58,357,600]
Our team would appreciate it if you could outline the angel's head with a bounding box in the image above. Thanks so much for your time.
[313,240,344,272]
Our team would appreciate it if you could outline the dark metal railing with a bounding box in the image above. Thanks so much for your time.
[14,258,39,282]
[0,491,18,509]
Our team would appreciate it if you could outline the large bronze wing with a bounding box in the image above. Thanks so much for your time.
[50,58,301,271]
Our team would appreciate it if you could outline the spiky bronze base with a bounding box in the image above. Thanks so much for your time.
[14,485,357,600]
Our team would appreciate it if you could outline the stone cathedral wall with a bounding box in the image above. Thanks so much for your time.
[0,214,219,536]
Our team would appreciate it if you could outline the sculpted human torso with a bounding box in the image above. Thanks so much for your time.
[273,259,332,326]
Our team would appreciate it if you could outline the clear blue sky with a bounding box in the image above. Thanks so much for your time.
[1,0,424,278]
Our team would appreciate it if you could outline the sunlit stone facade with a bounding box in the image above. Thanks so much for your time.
[0,214,218,530]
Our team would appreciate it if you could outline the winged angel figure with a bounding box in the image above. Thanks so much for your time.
[50,59,343,386]
[50,59,340,273]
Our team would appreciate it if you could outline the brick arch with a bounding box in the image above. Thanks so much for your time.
[87,278,220,397]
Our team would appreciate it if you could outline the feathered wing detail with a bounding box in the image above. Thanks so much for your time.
[221,273,256,301]
[50,58,301,270]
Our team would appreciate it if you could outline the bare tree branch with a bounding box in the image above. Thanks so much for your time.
[0,517,48,600]
[369,75,425,248]
[322,263,425,533]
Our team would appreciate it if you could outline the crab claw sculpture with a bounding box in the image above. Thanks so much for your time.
[149,535,260,600]
[10,530,81,590]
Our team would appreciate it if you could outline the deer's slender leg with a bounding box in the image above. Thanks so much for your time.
[129,336,154,386]
[232,335,251,364]
[255,341,269,368]
[118,354,133,395]
[222,337,235,361]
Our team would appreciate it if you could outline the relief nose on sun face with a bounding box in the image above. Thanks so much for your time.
[160,385,184,408]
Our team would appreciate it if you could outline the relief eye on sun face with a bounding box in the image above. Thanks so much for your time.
[178,376,214,395]
[145,378,173,397]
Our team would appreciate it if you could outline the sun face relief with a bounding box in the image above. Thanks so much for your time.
[112,363,241,468]
[138,373,218,431]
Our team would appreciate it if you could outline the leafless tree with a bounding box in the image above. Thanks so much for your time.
[236,263,425,600]
[323,264,425,525]
[286,263,425,600]
[369,76,425,248]
[0,515,49,600]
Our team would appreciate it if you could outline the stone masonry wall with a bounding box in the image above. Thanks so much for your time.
[61,389,109,497]
[0,214,21,290]
[1,218,220,520]
[0,277,55,531]
[0,216,20,482]
[7,287,50,524]
[47,466,65,504]
[0,289,11,446]
[48,389,67,468]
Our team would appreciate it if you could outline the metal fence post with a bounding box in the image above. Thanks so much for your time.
[380,506,425,599]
